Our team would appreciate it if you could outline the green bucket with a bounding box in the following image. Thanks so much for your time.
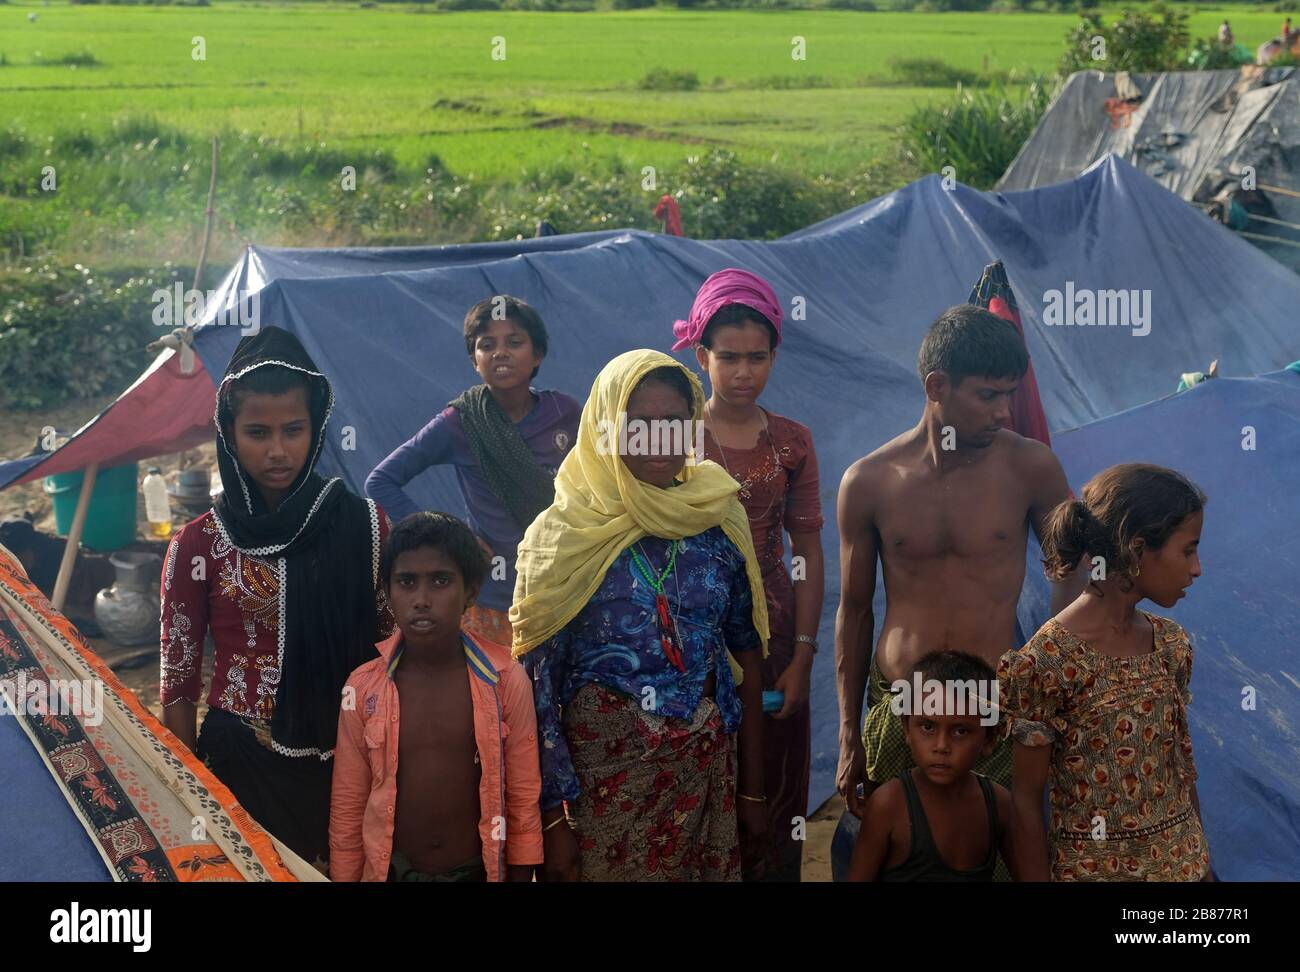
[43,462,140,552]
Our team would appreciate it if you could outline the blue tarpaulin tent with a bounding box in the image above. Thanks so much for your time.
[2,156,1296,879]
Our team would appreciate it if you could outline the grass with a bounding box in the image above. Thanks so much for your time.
[0,2,1292,269]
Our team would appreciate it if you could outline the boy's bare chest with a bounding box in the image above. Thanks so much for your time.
[394,671,479,766]
[876,464,1030,561]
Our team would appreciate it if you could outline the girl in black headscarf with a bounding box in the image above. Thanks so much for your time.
[160,326,391,867]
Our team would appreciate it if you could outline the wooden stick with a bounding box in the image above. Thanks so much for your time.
[52,461,99,613]
[1258,183,1300,201]
[1237,230,1300,249]
[192,136,220,293]
[1247,211,1300,232]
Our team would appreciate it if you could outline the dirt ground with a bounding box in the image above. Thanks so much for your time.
[2,396,843,881]
[0,395,120,527]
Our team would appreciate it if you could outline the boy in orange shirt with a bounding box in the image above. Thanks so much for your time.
[329,512,543,881]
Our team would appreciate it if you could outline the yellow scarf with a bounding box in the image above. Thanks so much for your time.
[509,349,769,676]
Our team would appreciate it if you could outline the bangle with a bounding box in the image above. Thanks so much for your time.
[542,815,570,833]
[794,635,818,654]
[737,792,767,804]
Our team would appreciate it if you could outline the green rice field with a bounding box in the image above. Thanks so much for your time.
[0,2,1290,263]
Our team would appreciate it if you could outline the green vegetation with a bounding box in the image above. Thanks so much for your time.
[1,2,1293,409]
[1061,3,1191,73]
[0,262,175,410]
[900,75,1052,188]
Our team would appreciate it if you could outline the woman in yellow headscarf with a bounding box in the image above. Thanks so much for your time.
[511,349,770,882]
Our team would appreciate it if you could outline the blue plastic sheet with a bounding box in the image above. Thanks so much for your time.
[5,156,1296,880]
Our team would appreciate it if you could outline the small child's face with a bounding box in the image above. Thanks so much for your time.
[387,546,475,645]
[471,319,541,393]
[901,711,993,785]
[229,388,312,504]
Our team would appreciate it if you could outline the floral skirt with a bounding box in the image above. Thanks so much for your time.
[564,684,740,882]
[1052,809,1210,881]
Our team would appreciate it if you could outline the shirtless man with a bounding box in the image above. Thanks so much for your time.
[836,305,1084,816]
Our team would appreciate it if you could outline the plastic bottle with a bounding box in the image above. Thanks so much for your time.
[143,467,172,540]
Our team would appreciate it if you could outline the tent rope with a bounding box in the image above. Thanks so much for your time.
[1246,212,1300,232]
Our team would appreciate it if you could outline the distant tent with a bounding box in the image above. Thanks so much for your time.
[999,69,1300,269]
[0,545,320,881]
[2,157,1298,879]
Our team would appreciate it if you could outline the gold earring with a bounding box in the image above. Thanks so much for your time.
[1133,564,1141,578]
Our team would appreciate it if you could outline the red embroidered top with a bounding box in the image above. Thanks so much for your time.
[159,506,392,719]
[703,410,823,642]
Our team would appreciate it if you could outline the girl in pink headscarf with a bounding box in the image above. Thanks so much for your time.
[674,268,826,883]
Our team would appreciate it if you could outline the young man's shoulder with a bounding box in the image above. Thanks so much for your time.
[996,427,1061,474]
[840,434,910,501]
[855,429,919,474]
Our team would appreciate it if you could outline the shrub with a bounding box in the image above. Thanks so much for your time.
[54,130,98,158]
[917,0,994,10]
[0,127,28,160]
[1186,36,1245,70]
[502,0,595,8]
[1060,4,1191,76]
[0,263,173,410]
[750,73,835,89]
[900,77,1054,189]
[889,57,978,88]
[639,68,700,91]
[57,50,102,67]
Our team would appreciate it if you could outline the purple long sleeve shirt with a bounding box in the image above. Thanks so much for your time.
[364,389,581,612]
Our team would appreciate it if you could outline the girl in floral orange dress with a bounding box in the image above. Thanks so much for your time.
[999,463,1212,881]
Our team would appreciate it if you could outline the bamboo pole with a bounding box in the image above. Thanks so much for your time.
[51,461,99,613]
[1237,230,1300,249]
[191,136,220,293]
[1258,183,1300,201]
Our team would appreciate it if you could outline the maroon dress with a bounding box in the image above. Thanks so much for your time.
[704,408,823,881]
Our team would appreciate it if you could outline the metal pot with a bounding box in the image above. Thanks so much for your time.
[93,551,163,646]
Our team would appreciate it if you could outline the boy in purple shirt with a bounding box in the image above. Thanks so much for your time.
[365,296,580,644]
